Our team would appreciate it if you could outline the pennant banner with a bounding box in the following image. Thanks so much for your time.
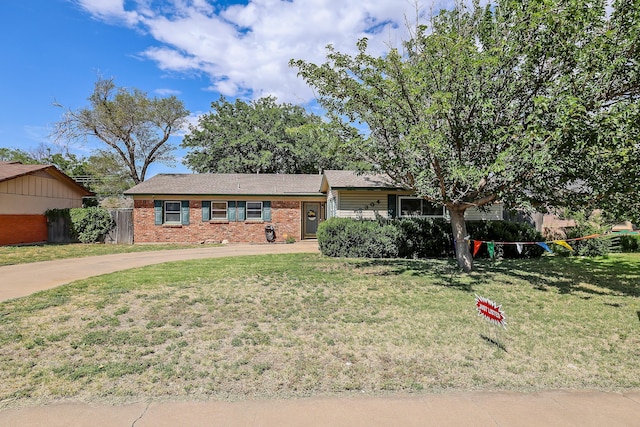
[467,230,637,257]
[553,240,574,251]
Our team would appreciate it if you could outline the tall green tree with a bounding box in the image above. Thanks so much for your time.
[182,96,353,174]
[0,148,37,164]
[292,0,640,271]
[53,77,189,184]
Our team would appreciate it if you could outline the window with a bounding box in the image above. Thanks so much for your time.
[399,197,444,217]
[211,201,228,219]
[164,201,182,223]
[246,201,263,220]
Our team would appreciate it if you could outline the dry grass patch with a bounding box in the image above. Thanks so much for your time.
[0,253,639,407]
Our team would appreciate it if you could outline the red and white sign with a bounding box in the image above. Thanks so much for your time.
[475,295,506,328]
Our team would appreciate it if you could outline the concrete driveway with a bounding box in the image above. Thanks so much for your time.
[0,241,319,302]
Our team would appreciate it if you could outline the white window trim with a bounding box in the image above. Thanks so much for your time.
[164,200,182,224]
[246,201,263,220]
[211,200,228,220]
[398,196,445,218]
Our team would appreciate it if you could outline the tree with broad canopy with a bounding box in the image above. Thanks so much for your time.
[52,77,189,184]
[291,0,640,271]
[182,96,356,174]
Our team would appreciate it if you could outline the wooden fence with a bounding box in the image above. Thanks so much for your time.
[104,209,133,244]
[47,209,134,244]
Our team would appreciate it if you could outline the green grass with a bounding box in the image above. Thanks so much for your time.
[0,243,207,266]
[0,253,638,407]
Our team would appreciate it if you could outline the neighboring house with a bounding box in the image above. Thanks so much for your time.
[0,161,93,245]
[124,170,504,244]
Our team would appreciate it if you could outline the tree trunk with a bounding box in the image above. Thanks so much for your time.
[449,207,473,272]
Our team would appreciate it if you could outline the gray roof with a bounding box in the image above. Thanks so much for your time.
[321,170,400,190]
[124,173,325,196]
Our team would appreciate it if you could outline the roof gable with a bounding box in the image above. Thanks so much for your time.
[0,162,93,196]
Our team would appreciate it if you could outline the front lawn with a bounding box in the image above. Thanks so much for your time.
[0,253,638,406]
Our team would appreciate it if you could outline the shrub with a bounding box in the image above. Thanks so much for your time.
[563,224,610,257]
[466,221,545,258]
[395,218,452,258]
[69,207,114,243]
[317,217,401,258]
[620,234,640,252]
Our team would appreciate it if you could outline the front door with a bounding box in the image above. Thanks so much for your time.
[303,203,320,238]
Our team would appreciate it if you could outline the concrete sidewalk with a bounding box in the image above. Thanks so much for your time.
[0,241,319,302]
[1,390,639,426]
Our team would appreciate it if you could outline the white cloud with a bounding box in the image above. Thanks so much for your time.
[76,0,141,25]
[154,88,182,96]
[75,0,457,103]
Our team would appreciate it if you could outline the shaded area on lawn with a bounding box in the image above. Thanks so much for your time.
[352,254,640,297]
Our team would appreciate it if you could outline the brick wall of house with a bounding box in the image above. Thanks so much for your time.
[0,214,47,246]
[132,199,303,244]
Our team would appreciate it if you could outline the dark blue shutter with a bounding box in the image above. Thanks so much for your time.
[263,201,271,221]
[237,201,246,221]
[387,194,397,219]
[202,201,211,221]
[154,200,163,225]
[181,201,190,225]
[228,201,237,221]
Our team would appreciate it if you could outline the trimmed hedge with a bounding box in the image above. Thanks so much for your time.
[317,217,401,258]
[317,217,544,259]
[395,218,453,258]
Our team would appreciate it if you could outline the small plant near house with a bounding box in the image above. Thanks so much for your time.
[69,207,114,243]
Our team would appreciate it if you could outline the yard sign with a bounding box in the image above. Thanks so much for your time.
[475,295,506,329]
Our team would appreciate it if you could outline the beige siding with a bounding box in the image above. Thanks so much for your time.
[336,191,389,219]
[463,204,504,221]
[0,175,85,214]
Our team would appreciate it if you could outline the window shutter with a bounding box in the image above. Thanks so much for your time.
[387,194,397,219]
[154,200,163,225]
[181,201,190,225]
[237,201,246,221]
[228,201,237,221]
[202,201,211,221]
[263,201,271,221]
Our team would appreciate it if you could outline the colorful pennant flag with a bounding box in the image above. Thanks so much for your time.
[487,242,495,259]
[473,240,482,257]
[553,240,574,251]
[536,242,553,253]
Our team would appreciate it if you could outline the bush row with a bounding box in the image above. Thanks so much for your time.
[317,217,545,259]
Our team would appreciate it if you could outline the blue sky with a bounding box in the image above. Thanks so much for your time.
[1,0,447,177]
